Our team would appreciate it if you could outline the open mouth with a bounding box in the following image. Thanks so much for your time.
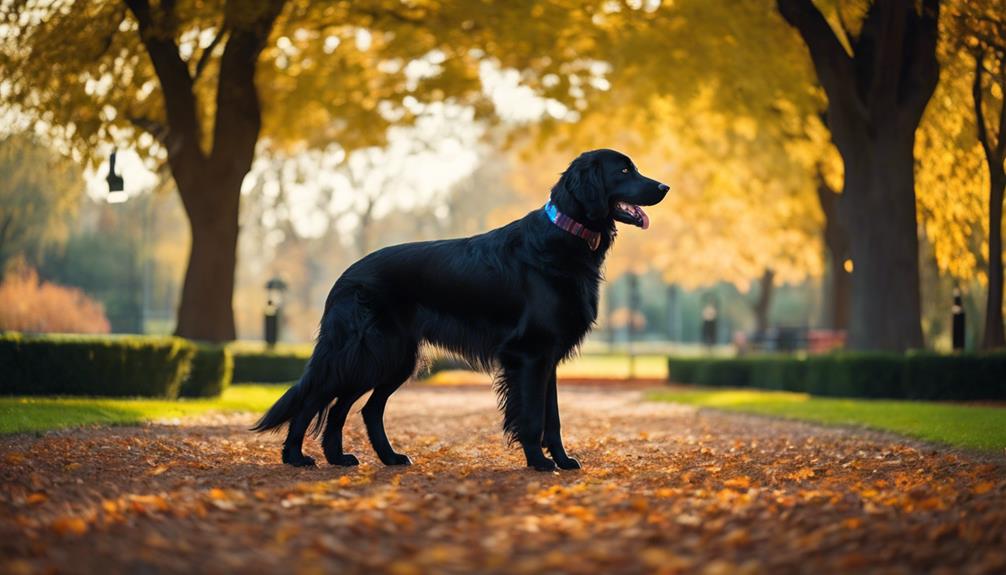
[613,201,650,229]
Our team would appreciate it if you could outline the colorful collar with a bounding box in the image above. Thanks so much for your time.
[543,200,601,251]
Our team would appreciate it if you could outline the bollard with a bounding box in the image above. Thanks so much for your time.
[952,288,965,351]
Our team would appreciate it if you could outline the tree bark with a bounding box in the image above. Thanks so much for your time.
[985,175,1005,348]
[778,0,939,351]
[752,268,775,341]
[841,127,924,350]
[816,172,851,331]
[173,172,243,341]
[125,0,284,341]
[974,49,1006,349]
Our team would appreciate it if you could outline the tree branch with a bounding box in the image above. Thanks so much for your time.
[974,49,995,166]
[864,1,908,118]
[910,0,942,106]
[123,0,205,174]
[193,25,228,83]
[126,115,168,142]
[996,55,1006,161]
[209,0,286,172]
[776,0,863,121]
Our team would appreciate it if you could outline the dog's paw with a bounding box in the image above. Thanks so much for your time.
[528,458,557,472]
[554,456,581,470]
[327,453,360,466]
[382,453,413,466]
[283,454,317,468]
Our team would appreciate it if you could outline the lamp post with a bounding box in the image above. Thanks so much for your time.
[105,149,127,204]
[952,288,966,352]
[627,272,640,380]
[264,277,288,348]
[701,292,719,349]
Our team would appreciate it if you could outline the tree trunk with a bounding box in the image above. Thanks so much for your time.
[753,268,775,340]
[816,172,850,330]
[983,175,1005,348]
[778,0,938,351]
[173,172,243,341]
[828,251,852,331]
[125,0,283,342]
[973,48,1006,350]
[841,129,924,350]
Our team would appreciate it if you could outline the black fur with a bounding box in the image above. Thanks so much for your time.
[252,149,669,471]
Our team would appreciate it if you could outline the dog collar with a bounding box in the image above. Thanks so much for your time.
[543,200,601,251]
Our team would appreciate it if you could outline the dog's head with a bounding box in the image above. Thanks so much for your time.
[550,149,669,230]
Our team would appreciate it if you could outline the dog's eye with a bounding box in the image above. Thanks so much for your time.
[621,168,629,174]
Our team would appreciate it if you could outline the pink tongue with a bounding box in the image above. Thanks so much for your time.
[639,207,650,230]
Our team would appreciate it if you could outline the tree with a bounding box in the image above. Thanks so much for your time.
[956,3,1006,348]
[2,0,609,341]
[816,166,851,330]
[777,0,941,351]
[0,134,81,274]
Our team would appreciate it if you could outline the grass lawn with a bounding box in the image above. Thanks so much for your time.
[0,384,288,435]
[558,353,667,379]
[648,388,1006,452]
[427,353,669,385]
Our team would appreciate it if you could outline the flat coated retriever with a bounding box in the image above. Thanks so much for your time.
[253,149,669,471]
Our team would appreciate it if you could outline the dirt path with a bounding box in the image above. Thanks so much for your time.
[2,386,1004,574]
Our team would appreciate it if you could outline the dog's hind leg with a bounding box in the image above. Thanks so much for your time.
[362,377,412,465]
[282,398,324,467]
[543,369,580,470]
[322,391,365,466]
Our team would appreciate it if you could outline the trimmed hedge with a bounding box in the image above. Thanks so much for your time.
[668,352,1006,400]
[180,343,233,398]
[231,349,308,383]
[0,333,194,398]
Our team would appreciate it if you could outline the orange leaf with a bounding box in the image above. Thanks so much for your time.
[51,516,88,536]
[973,481,994,495]
[724,476,751,489]
[26,493,47,505]
[148,465,169,476]
[786,467,815,481]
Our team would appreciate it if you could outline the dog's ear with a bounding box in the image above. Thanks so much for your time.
[563,155,607,221]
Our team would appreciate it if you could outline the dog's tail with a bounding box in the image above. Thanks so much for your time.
[251,339,333,433]
[250,377,305,433]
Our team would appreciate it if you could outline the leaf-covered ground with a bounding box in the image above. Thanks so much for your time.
[2,386,1004,574]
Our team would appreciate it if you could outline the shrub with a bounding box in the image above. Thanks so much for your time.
[0,266,110,334]
[695,358,753,387]
[667,357,706,384]
[750,356,806,391]
[0,333,194,397]
[668,351,1005,400]
[822,353,905,398]
[904,351,1006,400]
[180,343,233,398]
[231,348,309,383]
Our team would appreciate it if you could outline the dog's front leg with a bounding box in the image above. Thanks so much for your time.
[543,369,580,470]
[505,353,556,472]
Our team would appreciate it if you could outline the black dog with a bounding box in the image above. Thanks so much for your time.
[253,149,668,471]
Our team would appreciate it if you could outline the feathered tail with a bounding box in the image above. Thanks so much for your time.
[250,375,308,433]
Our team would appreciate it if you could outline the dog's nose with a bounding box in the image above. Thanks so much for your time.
[658,183,669,192]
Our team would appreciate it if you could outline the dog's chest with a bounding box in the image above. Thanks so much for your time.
[549,275,600,338]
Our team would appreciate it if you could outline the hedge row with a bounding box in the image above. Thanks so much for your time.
[1,333,235,398]
[1,333,195,398]
[180,344,233,398]
[668,352,1006,400]
[231,349,309,383]
[229,347,472,384]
